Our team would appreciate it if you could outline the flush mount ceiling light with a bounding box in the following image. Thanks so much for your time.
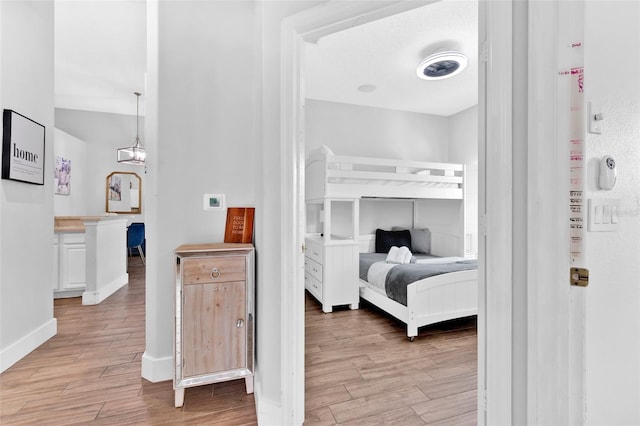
[357,84,377,93]
[117,92,146,165]
[416,51,468,80]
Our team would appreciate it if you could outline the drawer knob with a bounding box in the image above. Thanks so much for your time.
[210,268,221,279]
[236,319,244,328]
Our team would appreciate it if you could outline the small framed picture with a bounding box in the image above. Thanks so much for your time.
[54,156,71,195]
[203,193,225,210]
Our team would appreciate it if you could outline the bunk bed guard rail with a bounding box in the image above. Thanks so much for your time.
[306,152,464,201]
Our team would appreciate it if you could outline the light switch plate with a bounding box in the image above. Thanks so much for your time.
[588,198,619,231]
[587,101,603,134]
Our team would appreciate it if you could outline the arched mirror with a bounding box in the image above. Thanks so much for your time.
[106,172,142,214]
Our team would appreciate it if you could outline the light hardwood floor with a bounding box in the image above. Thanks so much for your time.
[0,258,477,425]
[304,295,477,425]
[0,258,256,425]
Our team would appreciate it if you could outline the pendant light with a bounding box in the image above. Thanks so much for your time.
[117,91,146,164]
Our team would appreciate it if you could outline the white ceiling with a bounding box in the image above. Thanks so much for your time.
[54,0,477,118]
[55,0,146,116]
[304,0,478,117]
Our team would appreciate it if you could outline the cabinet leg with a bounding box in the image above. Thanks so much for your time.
[349,302,359,310]
[407,324,418,341]
[175,388,185,408]
[245,376,254,394]
[322,304,332,313]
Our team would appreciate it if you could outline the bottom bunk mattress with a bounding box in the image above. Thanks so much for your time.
[359,253,478,306]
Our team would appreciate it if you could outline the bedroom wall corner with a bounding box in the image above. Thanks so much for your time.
[448,105,479,257]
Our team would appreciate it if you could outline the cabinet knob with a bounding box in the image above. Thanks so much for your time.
[210,268,221,279]
[236,319,244,328]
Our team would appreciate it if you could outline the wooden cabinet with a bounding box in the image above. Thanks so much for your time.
[305,236,359,313]
[173,243,254,408]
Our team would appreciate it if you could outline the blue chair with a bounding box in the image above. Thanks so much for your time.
[127,222,145,265]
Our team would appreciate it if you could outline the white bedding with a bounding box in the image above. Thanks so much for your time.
[366,262,396,292]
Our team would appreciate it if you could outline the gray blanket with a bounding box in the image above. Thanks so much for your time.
[359,253,478,306]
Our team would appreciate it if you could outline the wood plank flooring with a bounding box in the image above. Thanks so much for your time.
[0,258,257,426]
[304,295,477,425]
[0,257,477,425]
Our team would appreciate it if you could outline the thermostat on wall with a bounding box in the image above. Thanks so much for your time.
[203,194,225,211]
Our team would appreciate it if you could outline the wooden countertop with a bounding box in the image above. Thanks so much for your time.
[54,215,125,232]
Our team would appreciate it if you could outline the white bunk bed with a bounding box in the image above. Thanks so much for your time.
[306,147,465,201]
[305,146,478,340]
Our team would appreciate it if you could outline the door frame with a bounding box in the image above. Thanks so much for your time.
[279,0,533,424]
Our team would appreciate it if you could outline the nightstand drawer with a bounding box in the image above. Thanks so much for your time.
[304,257,323,282]
[306,241,323,264]
[305,272,322,300]
[182,256,245,285]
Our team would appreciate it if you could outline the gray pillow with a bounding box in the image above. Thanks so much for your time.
[392,227,431,254]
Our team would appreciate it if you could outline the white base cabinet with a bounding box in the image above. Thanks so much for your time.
[53,216,129,303]
[305,236,359,313]
[53,233,87,298]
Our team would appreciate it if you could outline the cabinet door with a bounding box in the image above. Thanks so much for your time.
[182,280,246,377]
[59,237,86,291]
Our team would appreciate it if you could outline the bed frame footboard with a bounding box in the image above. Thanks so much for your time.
[359,269,477,339]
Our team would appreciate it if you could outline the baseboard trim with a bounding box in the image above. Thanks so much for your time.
[254,378,282,426]
[54,289,84,299]
[82,273,128,305]
[141,351,173,383]
[0,318,57,373]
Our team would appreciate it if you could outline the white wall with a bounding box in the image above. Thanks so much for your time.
[0,0,56,372]
[143,0,260,397]
[358,199,414,235]
[584,1,640,424]
[449,105,478,256]
[55,108,145,221]
[53,129,88,216]
[306,99,450,162]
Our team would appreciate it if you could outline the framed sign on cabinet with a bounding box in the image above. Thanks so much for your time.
[2,109,46,185]
[224,207,255,243]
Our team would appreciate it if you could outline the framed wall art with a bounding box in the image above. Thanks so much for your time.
[2,109,46,185]
[54,156,71,195]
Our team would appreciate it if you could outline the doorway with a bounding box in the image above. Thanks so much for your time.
[280,0,515,424]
